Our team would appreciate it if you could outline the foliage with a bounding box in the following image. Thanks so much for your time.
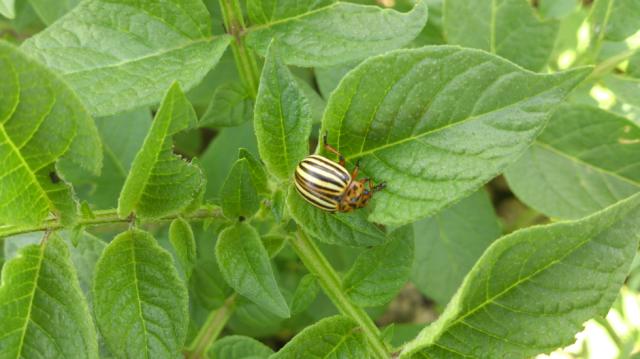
[0,0,639,358]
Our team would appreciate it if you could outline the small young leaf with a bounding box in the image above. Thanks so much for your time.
[412,189,501,306]
[287,187,388,247]
[0,40,101,226]
[215,222,290,318]
[220,158,261,220]
[239,148,270,195]
[209,335,274,359]
[271,315,368,358]
[401,192,640,358]
[506,104,640,219]
[245,1,429,67]
[254,43,313,182]
[343,226,414,307]
[290,273,320,315]
[169,218,197,279]
[21,0,231,116]
[93,229,189,358]
[0,235,98,358]
[200,82,253,128]
[322,46,590,225]
[444,0,559,71]
[118,82,205,219]
[262,234,287,258]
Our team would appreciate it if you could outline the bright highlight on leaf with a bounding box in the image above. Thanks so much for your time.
[322,46,590,225]
[0,235,98,358]
[402,192,640,358]
[118,82,204,219]
[20,0,231,116]
[0,41,101,226]
[93,229,189,358]
[246,1,429,67]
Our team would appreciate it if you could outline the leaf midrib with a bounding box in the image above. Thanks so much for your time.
[344,74,573,161]
[15,243,46,359]
[128,234,150,359]
[535,141,640,188]
[245,3,340,33]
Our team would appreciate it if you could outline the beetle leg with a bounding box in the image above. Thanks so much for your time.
[373,182,386,192]
[323,132,345,167]
[351,160,360,178]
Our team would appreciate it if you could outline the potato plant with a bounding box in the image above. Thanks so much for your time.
[0,0,639,358]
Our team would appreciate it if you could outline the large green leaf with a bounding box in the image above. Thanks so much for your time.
[245,1,428,67]
[210,335,274,359]
[401,193,640,358]
[220,159,261,220]
[287,187,388,247]
[63,108,151,209]
[443,0,559,71]
[27,0,79,24]
[270,315,368,358]
[215,222,290,318]
[343,226,414,307]
[0,41,101,226]
[412,189,501,306]
[254,44,313,182]
[118,83,204,219]
[93,229,188,358]
[20,0,231,116]
[505,104,640,219]
[321,46,590,225]
[0,235,98,358]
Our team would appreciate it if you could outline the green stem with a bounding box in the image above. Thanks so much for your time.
[0,206,225,239]
[289,229,388,359]
[185,294,237,359]
[219,0,260,98]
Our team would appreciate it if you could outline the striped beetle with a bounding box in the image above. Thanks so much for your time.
[294,134,385,212]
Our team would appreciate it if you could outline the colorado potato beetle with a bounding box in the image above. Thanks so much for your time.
[294,134,385,212]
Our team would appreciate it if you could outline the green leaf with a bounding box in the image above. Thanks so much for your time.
[239,148,270,196]
[254,44,313,182]
[290,273,320,315]
[66,231,106,302]
[27,0,79,24]
[62,108,151,210]
[400,192,640,358]
[215,222,290,318]
[169,218,197,279]
[220,158,261,220]
[315,62,357,99]
[118,83,204,219]
[199,82,253,128]
[590,0,640,42]
[538,0,579,19]
[603,74,640,109]
[287,187,388,247]
[343,226,414,307]
[210,335,274,359]
[20,0,231,117]
[412,189,501,306]
[443,0,559,71]
[93,229,189,358]
[0,0,14,18]
[505,104,640,219]
[245,1,428,67]
[0,235,98,358]
[201,122,259,198]
[296,76,326,124]
[0,40,101,226]
[271,315,368,358]
[321,46,590,225]
[629,52,640,78]
[228,296,284,337]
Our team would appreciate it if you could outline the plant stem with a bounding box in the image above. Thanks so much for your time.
[289,229,388,359]
[218,0,260,98]
[0,206,225,239]
[185,294,237,359]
